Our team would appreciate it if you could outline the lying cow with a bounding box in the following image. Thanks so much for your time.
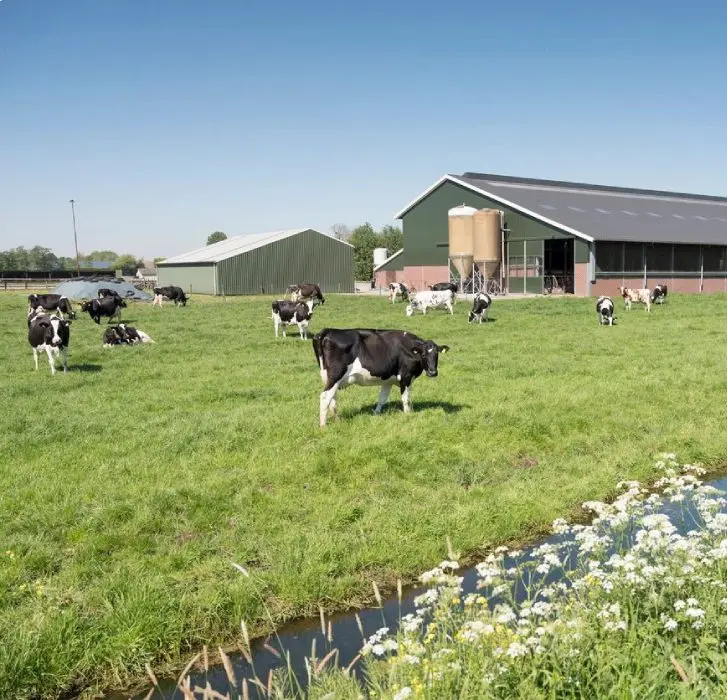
[27,293,76,320]
[651,284,668,304]
[153,286,188,307]
[468,292,492,324]
[388,282,410,303]
[28,313,70,374]
[312,328,450,427]
[289,283,325,306]
[271,300,314,339]
[596,296,614,325]
[81,295,127,324]
[103,323,154,347]
[618,286,651,313]
[405,289,454,316]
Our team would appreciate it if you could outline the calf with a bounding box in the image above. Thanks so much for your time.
[617,286,651,313]
[468,292,492,323]
[27,293,76,320]
[313,328,450,427]
[289,283,325,306]
[388,282,410,303]
[651,284,668,304]
[81,296,127,324]
[103,323,154,346]
[272,300,314,339]
[596,296,614,325]
[152,286,188,307]
[405,289,454,316]
[27,314,70,374]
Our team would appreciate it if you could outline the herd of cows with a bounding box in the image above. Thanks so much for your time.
[24,286,187,375]
[21,279,670,426]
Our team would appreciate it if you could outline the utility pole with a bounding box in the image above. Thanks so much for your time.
[69,199,81,276]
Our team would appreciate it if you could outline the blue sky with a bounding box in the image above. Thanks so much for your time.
[1,0,726,259]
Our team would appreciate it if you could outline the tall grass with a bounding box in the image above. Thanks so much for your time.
[2,291,727,698]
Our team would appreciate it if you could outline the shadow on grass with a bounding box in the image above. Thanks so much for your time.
[71,364,103,373]
[346,400,467,418]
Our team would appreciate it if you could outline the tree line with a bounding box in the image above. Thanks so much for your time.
[0,246,153,275]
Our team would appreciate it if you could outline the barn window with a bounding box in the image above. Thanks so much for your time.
[673,245,701,272]
[645,244,673,272]
[623,243,644,272]
[702,245,727,272]
[595,241,623,272]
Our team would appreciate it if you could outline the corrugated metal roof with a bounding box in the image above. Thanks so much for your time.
[395,173,727,245]
[158,229,353,265]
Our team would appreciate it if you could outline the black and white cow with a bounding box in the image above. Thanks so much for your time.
[103,323,154,346]
[651,284,668,304]
[272,300,314,339]
[468,292,492,323]
[387,282,410,303]
[97,288,123,301]
[429,282,458,296]
[312,328,450,427]
[27,293,76,320]
[289,283,325,306]
[81,296,127,324]
[152,286,188,307]
[596,296,614,325]
[27,314,70,374]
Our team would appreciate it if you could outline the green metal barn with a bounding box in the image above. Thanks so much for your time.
[156,229,355,296]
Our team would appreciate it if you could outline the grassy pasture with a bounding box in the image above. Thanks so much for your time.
[1,290,727,698]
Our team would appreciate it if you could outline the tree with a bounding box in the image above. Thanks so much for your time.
[113,254,143,275]
[207,231,227,245]
[379,224,403,255]
[330,223,351,241]
[348,223,380,280]
[153,256,166,264]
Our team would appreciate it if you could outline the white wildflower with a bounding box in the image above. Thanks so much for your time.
[506,642,528,658]
[393,688,413,700]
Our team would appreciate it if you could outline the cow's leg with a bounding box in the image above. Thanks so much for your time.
[400,384,412,413]
[373,384,392,414]
[46,347,56,375]
[448,302,454,315]
[273,316,280,337]
[32,347,39,371]
[298,322,307,340]
[320,382,341,427]
[282,323,287,338]
[60,347,68,373]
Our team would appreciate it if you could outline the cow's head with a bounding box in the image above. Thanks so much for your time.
[48,317,70,346]
[80,300,93,312]
[412,340,450,377]
[405,304,414,317]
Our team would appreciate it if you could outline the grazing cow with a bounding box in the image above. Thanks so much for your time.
[468,292,492,324]
[388,282,410,303]
[651,284,668,304]
[103,323,154,346]
[97,288,123,301]
[617,286,651,312]
[27,293,76,320]
[289,283,325,306]
[405,289,454,316]
[596,296,615,325]
[152,286,188,307]
[81,296,127,324]
[312,328,450,427]
[27,314,70,374]
[271,300,314,339]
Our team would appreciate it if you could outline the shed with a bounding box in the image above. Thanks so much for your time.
[156,229,355,295]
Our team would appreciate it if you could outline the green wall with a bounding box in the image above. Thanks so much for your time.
[216,229,354,295]
[157,264,216,294]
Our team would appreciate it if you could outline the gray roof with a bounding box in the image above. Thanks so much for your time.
[158,228,353,265]
[396,173,727,246]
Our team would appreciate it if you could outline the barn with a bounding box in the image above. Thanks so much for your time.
[393,172,727,297]
[156,229,355,296]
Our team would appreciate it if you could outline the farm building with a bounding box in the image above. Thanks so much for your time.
[156,229,355,296]
[386,172,727,297]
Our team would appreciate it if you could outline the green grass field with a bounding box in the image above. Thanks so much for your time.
[2,290,727,698]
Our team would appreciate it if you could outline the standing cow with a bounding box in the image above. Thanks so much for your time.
[651,284,668,304]
[405,289,454,316]
[153,286,188,307]
[271,300,315,339]
[80,296,127,324]
[28,314,71,374]
[617,286,651,313]
[388,282,410,304]
[27,293,76,320]
[468,292,492,324]
[312,328,450,427]
[596,296,614,325]
[289,283,325,306]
